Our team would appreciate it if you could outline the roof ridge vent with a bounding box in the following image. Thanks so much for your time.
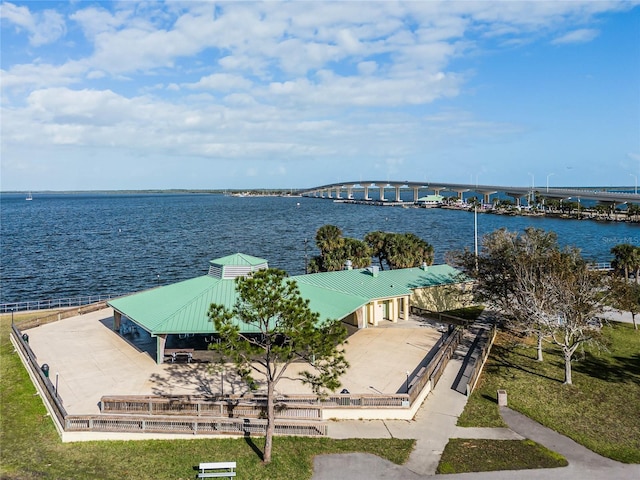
[366,266,379,277]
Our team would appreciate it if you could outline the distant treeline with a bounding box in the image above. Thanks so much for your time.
[1,189,304,195]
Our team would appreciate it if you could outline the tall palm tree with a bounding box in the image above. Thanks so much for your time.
[315,225,343,255]
[611,243,638,280]
[364,231,388,270]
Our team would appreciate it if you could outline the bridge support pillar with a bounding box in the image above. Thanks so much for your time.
[364,186,371,200]
[347,186,353,199]
[379,186,386,202]
[335,187,342,199]
[413,187,419,202]
[483,193,491,204]
[326,188,332,199]
[394,186,401,202]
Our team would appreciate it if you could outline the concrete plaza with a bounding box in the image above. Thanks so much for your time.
[24,307,442,414]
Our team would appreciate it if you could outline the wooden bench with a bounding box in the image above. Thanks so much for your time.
[197,461,236,478]
[163,348,194,363]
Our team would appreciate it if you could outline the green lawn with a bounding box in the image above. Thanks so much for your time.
[0,314,414,479]
[437,439,567,474]
[457,322,640,463]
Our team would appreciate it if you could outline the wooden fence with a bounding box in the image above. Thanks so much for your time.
[11,322,464,438]
[407,326,462,404]
[465,323,497,396]
[11,323,68,427]
[101,395,323,420]
[65,415,327,437]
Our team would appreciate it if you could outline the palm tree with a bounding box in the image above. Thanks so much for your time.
[315,225,343,255]
[364,231,388,270]
[341,238,372,269]
[611,243,638,280]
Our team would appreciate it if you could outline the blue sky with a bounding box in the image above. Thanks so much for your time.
[1,1,639,191]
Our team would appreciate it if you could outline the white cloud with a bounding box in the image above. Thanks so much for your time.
[184,73,253,91]
[551,28,600,45]
[1,1,638,189]
[1,2,66,46]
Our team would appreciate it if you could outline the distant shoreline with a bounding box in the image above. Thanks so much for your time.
[0,189,303,195]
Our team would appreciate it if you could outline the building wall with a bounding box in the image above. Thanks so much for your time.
[411,284,473,312]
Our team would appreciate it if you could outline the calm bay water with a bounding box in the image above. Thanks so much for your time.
[1,192,638,304]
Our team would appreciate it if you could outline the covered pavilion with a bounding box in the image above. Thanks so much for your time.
[108,253,466,363]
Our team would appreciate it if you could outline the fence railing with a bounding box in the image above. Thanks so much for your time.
[11,323,67,427]
[65,415,327,437]
[13,302,111,330]
[587,262,613,271]
[465,323,497,396]
[101,395,323,420]
[1,293,128,314]
[11,321,465,438]
[407,326,462,404]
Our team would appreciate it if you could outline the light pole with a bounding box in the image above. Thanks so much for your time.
[546,173,555,193]
[630,174,638,194]
[474,203,478,272]
[406,370,410,393]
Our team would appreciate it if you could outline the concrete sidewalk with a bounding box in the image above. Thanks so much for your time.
[313,349,640,480]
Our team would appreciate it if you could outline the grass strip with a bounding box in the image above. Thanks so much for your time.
[457,322,640,463]
[437,438,567,474]
[1,314,414,479]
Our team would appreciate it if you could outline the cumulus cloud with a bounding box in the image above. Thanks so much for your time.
[1,1,66,46]
[1,1,637,189]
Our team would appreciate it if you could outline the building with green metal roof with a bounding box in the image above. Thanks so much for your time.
[108,254,467,363]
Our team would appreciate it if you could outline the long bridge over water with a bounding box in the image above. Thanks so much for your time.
[301,181,640,205]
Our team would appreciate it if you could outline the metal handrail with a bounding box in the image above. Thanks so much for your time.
[1,293,129,313]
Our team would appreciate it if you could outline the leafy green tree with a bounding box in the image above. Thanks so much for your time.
[627,203,640,221]
[611,243,640,282]
[609,276,640,330]
[208,269,349,464]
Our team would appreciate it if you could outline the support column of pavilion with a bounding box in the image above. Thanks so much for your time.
[156,334,167,364]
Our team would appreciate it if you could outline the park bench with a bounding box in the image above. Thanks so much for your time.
[197,461,236,478]
[163,348,194,363]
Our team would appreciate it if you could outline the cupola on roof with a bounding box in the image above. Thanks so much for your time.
[207,253,269,279]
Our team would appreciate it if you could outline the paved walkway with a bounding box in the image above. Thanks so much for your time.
[312,323,640,480]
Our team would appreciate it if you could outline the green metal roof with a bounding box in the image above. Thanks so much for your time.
[291,264,461,300]
[210,253,268,267]
[108,255,464,336]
